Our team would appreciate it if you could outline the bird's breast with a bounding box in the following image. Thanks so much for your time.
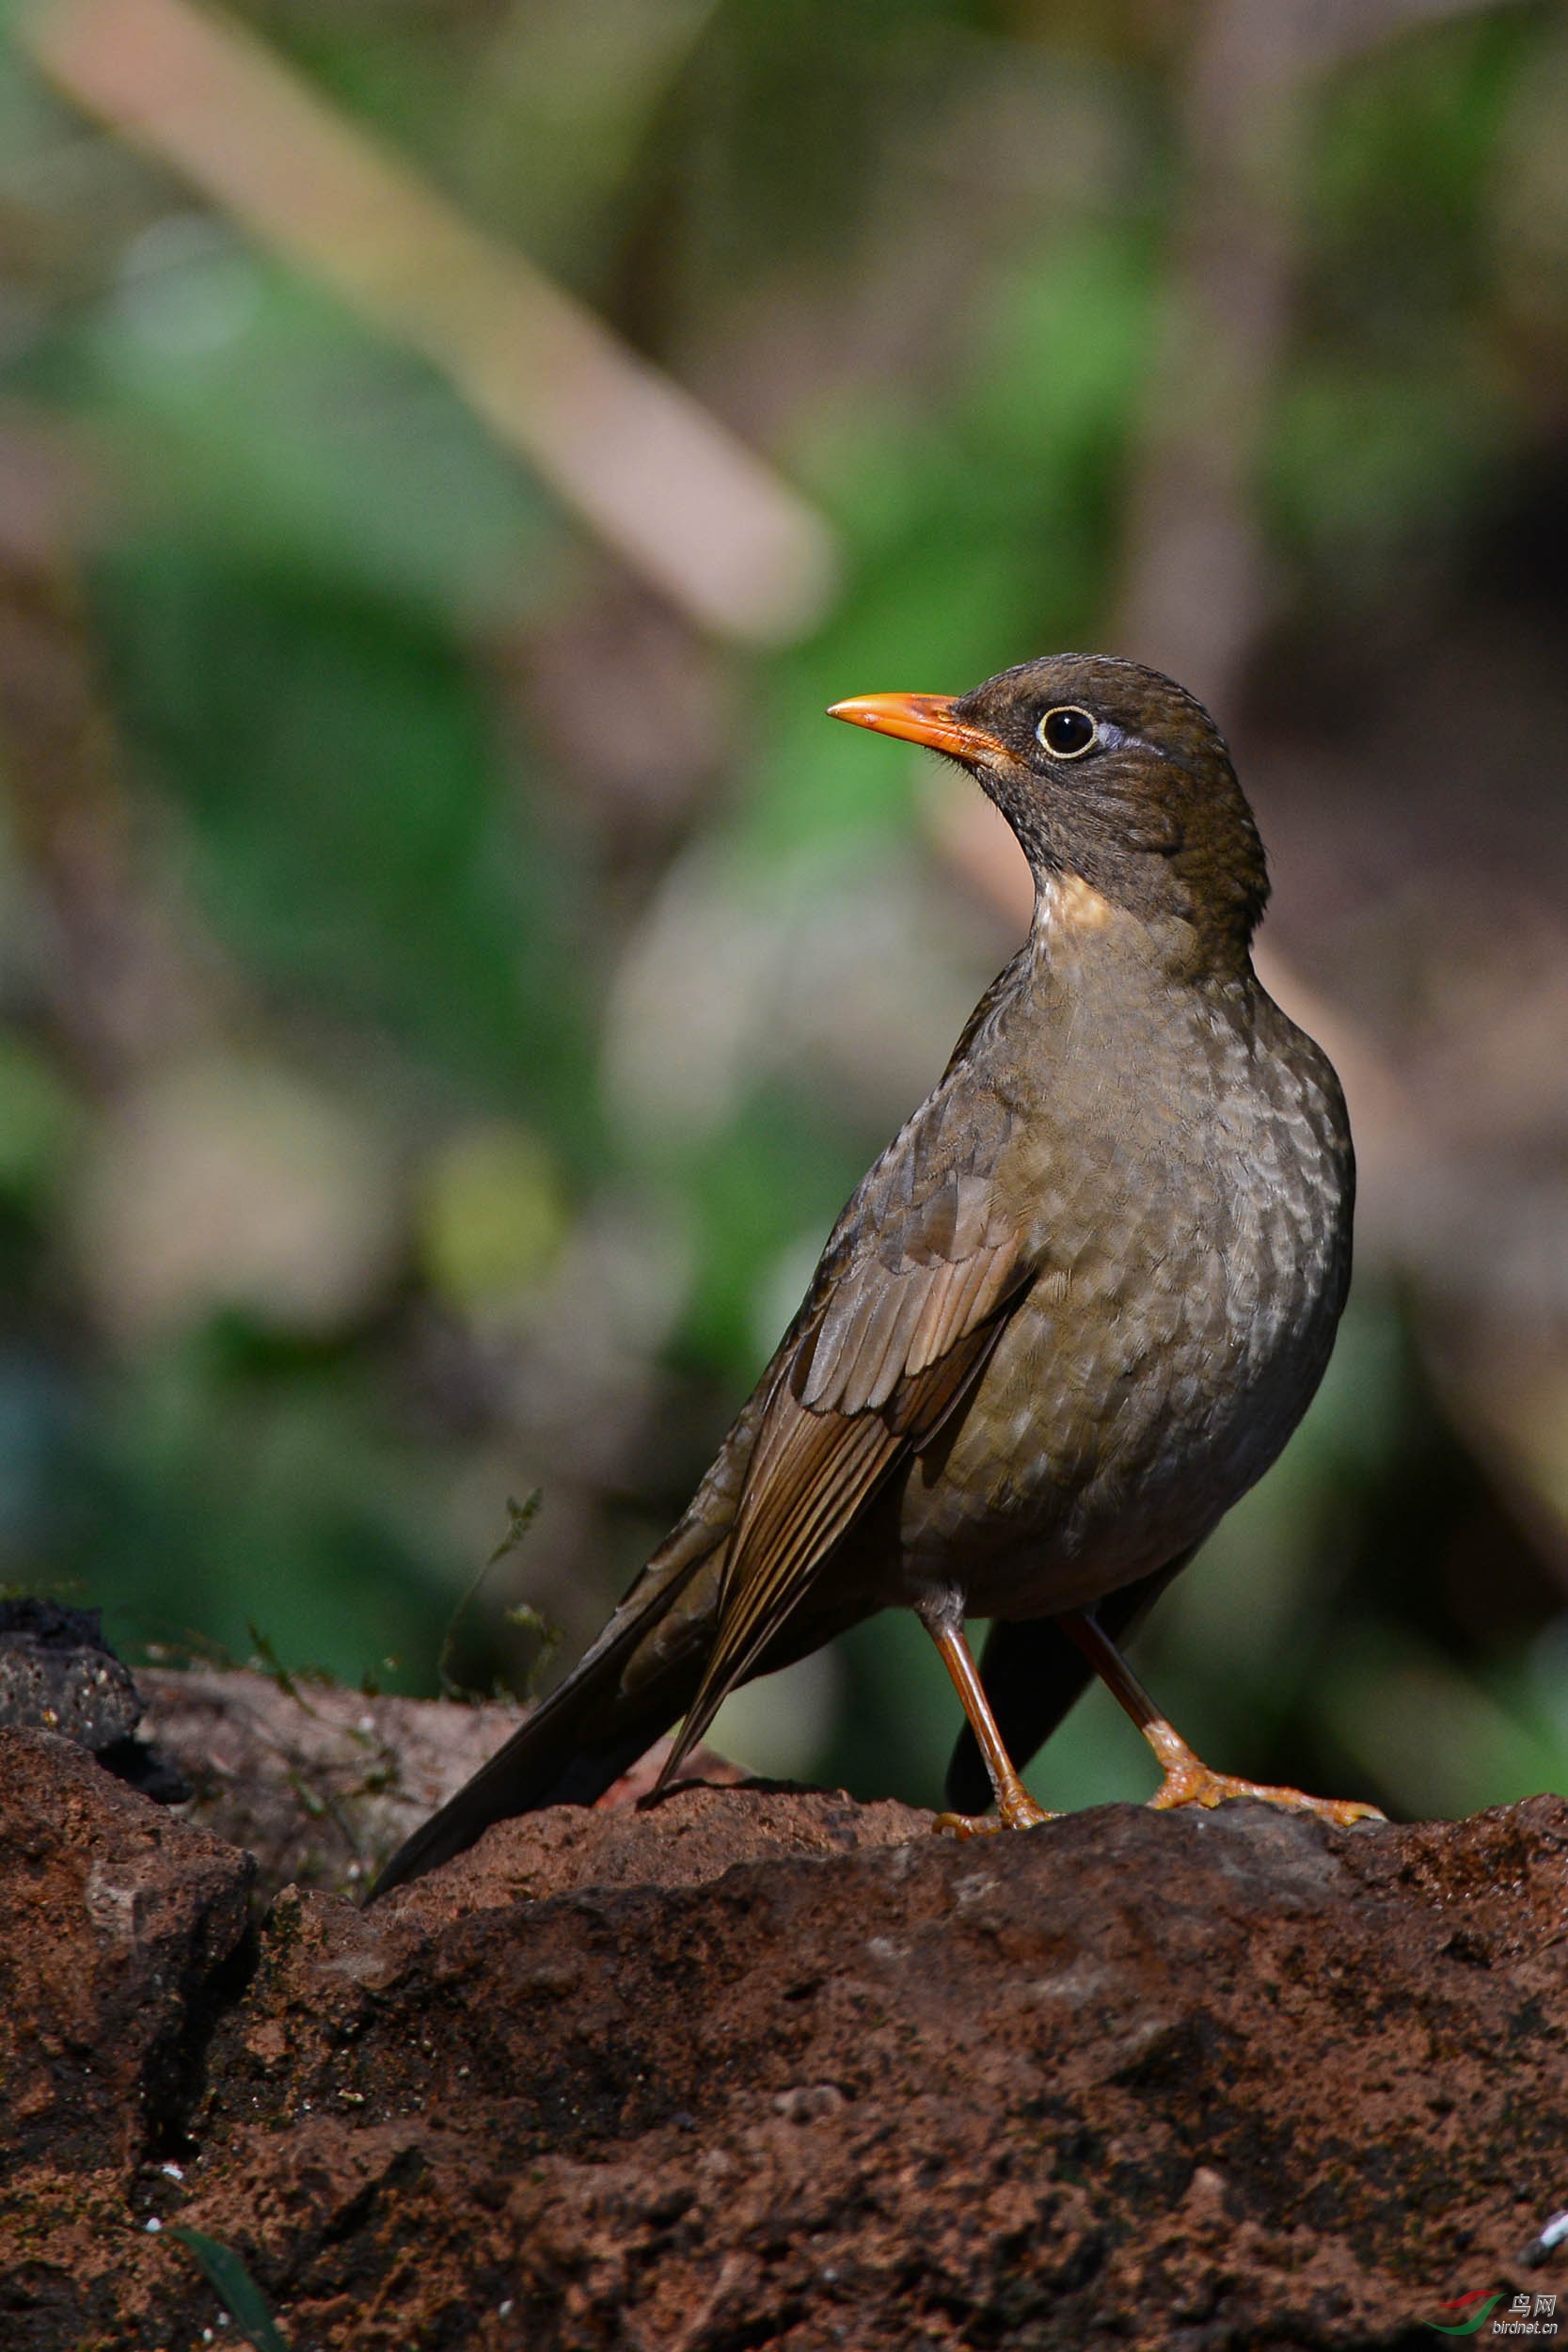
[890,988,1353,1616]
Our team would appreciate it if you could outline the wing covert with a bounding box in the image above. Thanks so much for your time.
[657,1071,1033,1783]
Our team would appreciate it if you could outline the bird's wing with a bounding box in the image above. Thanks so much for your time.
[658,1073,1028,1781]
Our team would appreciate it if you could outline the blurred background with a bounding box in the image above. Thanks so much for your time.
[0,0,1565,1822]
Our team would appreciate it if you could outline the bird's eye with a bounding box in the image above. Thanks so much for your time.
[1037,706,1097,758]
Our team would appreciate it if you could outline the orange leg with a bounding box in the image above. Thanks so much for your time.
[1060,1610,1383,1827]
[924,1618,1053,1837]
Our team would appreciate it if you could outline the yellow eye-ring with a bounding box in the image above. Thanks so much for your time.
[1037,706,1097,758]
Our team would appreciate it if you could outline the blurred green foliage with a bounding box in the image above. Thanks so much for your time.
[95,546,594,1123]
[1,0,1566,1823]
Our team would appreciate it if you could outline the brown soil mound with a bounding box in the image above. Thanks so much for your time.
[4,1685,1568,2349]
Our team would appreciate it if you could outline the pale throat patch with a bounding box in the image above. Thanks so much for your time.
[1036,870,1117,935]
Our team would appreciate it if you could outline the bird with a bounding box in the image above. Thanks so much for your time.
[370,653,1379,1900]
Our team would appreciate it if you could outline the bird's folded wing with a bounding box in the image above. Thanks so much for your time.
[658,1081,1027,1781]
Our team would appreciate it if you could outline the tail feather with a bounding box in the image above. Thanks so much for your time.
[369,1317,821,1900]
[367,1533,721,1902]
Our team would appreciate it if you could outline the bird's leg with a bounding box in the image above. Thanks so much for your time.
[1059,1611,1383,1827]
[922,1613,1053,1837]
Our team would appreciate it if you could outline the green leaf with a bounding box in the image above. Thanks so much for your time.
[166,2228,290,2352]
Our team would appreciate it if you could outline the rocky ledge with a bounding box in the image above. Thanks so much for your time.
[4,1679,1568,2350]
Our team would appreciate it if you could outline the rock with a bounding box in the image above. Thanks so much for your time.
[0,1728,252,2179]
[384,1775,925,1925]
[177,1793,1568,2347]
[0,1599,145,1751]
[0,1602,191,1804]
[135,1669,747,1903]
[6,1678,1568,2348]
[135,1666,528,1902]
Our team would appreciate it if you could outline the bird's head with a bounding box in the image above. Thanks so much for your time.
[829,654,1269,970]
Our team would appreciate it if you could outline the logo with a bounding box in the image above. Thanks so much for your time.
[1430,2293,1559,2339]
[1433,2299,1507,2338]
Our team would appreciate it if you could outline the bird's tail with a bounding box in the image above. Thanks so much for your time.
[366,1521,726,1901]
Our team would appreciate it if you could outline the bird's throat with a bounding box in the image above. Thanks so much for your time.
[1031,865,1254,991]
[1035,871,1117,936]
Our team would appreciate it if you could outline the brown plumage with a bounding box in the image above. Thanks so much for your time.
[371,654,1378,1900]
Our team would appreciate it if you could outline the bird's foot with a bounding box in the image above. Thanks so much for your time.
[1147,1757,1383,1827]
[931,1788,1054,1838]
[931,1810,1002,1839]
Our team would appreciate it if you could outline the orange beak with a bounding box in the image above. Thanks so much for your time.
[827,691,1007,765]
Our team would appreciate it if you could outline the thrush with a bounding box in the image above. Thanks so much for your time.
[371,654,1378,1899]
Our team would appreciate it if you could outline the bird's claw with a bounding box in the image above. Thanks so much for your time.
[1147,1761,1384,1826]
[931,1791,1054,1838]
